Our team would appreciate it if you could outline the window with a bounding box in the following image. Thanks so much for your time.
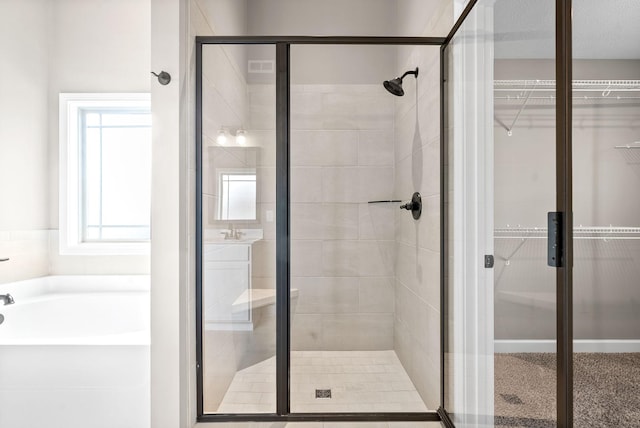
[217,169,257,221]
[59,93,151,255]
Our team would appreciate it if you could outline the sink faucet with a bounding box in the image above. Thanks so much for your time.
[220,224,244,240]
[0,294,14,305]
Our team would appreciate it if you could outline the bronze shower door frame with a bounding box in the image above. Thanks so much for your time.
[195,35,445,424]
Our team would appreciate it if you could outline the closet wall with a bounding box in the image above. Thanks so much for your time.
[493,59,640,343]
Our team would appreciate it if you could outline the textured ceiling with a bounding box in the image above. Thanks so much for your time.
[494,0,640,59]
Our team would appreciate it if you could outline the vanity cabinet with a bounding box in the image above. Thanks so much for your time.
[203,243,252,328]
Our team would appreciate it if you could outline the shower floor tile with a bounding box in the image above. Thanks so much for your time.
[217,350,429,413]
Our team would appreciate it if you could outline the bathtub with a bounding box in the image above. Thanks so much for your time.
[0,275,150,428]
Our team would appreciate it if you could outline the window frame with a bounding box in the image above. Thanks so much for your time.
[59,93,151,255]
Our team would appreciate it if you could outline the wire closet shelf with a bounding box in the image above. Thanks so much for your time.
[494,226,640,240]
[494,79,640,135]
[494,79,640,101]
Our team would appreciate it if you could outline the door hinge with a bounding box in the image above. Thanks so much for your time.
[548,211,563,267]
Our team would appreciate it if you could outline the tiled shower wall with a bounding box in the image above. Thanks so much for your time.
[392,45,444,409]
[290,84,396,351]
[390,0,452,409]
[250,84,398,351]
[201,43,249,221]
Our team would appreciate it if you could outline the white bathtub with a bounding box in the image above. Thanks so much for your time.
[0,275,150,428]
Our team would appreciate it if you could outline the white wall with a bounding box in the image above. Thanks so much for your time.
[0,0,151,283]
[48,0,151,275]
[398,0,453,37]
[247,0,396,36]
[0,0,50,284]
[150,0,192,426]
[0,0,49,231]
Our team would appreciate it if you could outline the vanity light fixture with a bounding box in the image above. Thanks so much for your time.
[235,129,246,145]
[215,127,249,146]
[216,128,227,145]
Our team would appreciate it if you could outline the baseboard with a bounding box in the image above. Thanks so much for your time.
[495,339,640,353]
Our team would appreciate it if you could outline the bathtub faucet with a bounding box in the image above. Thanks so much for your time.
[0,294,14,305]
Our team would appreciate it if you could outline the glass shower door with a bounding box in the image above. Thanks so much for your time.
[444,0,562,427]
[288,43,439,414]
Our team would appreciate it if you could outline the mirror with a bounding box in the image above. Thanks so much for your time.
[206,147,260,223]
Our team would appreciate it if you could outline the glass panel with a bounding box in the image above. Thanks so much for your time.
[101,128,151,229]
[289,44,438,413]
[572,2,640,427]
[200,44,276,414]
[100,112,151,127]
[445,0,557,426]
[82,122,151,242]
[85,112,100,126]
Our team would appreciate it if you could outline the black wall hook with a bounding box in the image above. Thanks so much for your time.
[151,71,171,85]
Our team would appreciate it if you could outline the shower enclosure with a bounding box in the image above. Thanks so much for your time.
[196,38,443,422]
[195,1,640,426]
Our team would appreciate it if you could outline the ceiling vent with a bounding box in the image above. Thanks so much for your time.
[248,60,275,74]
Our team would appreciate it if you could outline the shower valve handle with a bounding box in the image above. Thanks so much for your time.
[399,192,422,220]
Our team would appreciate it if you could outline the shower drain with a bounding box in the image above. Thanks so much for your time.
[315,389,331,399]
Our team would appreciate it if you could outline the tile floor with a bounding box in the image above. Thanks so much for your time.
[217,350,429,413]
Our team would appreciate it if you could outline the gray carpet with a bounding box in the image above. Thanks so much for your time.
[494,353,640,427]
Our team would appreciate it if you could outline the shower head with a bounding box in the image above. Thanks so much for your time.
[383,67,419,96]
[384,78,405,96]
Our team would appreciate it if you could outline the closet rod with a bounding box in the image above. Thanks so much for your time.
[494,226,640,239]
[496,96,640,100]
[494,79,640,93]
[495,88,640,93]
[495,236,640,240]
[494,226,640,233]
[614,143,640,149]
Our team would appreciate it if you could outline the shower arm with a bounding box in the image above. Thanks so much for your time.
[400,68,419,80]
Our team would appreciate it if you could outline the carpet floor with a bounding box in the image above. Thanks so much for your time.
[494,353,640,427]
